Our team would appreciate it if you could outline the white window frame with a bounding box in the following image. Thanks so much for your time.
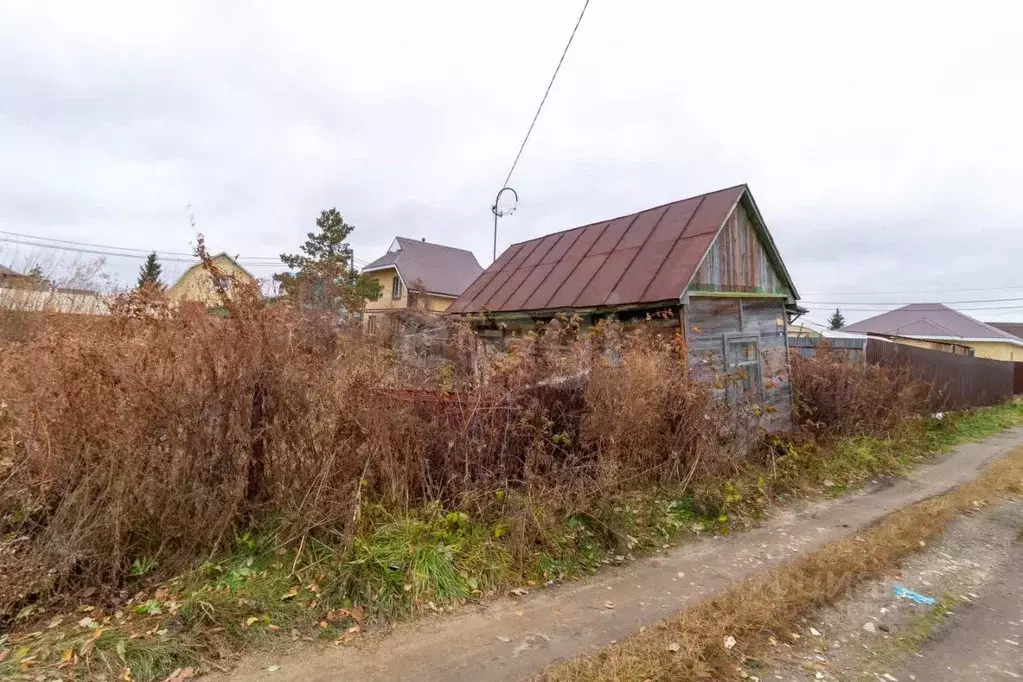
[723,332,763,402]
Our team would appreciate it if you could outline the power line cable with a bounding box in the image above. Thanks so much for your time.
[802,283,1023,296]
[0,234,369,267]
[501,0,592,187]
[801,296,1023,306]
[800,304,1023,313]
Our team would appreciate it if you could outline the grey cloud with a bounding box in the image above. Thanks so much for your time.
[0,0,1020,326]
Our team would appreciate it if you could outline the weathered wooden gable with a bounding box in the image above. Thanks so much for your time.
[689,201,789,296]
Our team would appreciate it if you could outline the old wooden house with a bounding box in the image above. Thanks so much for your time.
[446,184,803,431]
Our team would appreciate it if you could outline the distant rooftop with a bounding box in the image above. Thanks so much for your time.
[843,303,1023,346]
[986,322,1023,341]
[362,237,483,297]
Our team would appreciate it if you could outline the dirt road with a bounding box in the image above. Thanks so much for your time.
[897,532,1022,681]
[214,427,1023,682]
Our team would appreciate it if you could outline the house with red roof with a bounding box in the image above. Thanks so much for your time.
[448,184,802,430]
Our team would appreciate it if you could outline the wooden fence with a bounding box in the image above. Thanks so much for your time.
[1015,362,1023,396]
[866,339,1015,409]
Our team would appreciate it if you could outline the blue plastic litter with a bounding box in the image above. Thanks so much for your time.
[893,584,937,605]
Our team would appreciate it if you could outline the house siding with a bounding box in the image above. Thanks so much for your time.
[685,296,792,432]
[957,340,1022,362]
[168,255,256,307]
[363,267,409,313]
[689,202,789,296]
[889,337,1021,361]
[363,267,456,327]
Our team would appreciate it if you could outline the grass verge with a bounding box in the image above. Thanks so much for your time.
[3,403,1022,681]
[538,444,1023,682]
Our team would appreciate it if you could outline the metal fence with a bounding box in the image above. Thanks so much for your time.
[788,336,866,363]
[866,339,1014,409]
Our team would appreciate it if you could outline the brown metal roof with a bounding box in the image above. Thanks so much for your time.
[448,185,750,314]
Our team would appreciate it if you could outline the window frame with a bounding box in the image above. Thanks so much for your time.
[391,276,403,300]
[722,332,763,402]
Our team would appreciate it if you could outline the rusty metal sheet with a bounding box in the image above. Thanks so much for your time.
[485,264,534,311]
[607,239,675,305]
[501,262,557,311]
[576,247,639,307]
[448,242,524,312]
[446,269,496,313]
[648,194,704,244]
[522,257,581,310]
[468,241,539,311]
[564,222,608,260]
[546,253,609,309]
[680,187,743,238]
[447,184,767,315]
[589,213,636,254]
[642,231,718,302]
[617,204,669,250]
[540,228,585,264]
[520,233,562,269]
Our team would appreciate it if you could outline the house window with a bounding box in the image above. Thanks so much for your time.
[724,334,762,400]
[391,276,402,300]
[367,315,377,333]
[216,275,233,292]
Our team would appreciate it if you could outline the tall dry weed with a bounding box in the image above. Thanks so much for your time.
[789,345,933,437]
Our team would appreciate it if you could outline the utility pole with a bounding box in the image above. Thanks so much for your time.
[491,186,518,263]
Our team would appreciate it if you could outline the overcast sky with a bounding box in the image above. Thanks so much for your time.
[1,1,1021,324]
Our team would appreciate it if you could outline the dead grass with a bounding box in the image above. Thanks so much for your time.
[539,446,1023,682]
[790,347,934,439]
[0,272,747,623]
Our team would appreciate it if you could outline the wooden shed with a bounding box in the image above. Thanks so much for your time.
[447,184,802,431]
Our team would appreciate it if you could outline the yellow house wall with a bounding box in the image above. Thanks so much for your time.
[361,268,456,324]
[420,294,454,312]
[962,340,1023,361]
[893,337,969,354]
[363,268,408,314]
[893,337,1022,361]
[168,256,256,307]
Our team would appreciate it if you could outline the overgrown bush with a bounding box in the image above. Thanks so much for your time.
[789,345,933,437]
[0,268,753,620]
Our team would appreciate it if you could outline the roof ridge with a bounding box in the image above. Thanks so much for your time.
[394,237,477,255]
[940,304,1016,339]
[504,183,749,248]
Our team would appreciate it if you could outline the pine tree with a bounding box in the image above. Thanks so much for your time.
[273,208,381,310]
[828,308,846,330]
[137,252,164,290]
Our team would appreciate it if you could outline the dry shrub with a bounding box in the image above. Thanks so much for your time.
[789,345,933,437]
[0,280,747,619]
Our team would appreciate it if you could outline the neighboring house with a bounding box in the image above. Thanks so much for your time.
[842,303,1023,361]
[787,320,868,362]
[447,184,801,431]
[0,265,49,291]
[0,266,108,314]
[0,286,110,315]
[987,322,1023,340]
[361,237,483,329]
[168,253,258,307]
